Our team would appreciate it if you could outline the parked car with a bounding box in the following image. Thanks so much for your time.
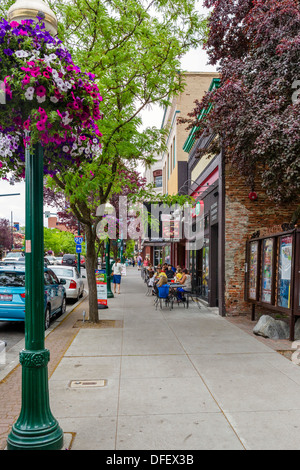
[49,265,84,301]
[3,252,25,262]
[62,254,77,267]
[45,255,57,265]
[0,266,66,330]
[55,257,63,265]
[1,257,25,265]
[80,256,86,268]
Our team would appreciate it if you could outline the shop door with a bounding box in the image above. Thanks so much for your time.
[154,248,162,267]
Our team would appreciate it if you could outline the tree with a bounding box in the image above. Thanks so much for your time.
[0,0,202,322]
[44,227,81,256]
[40,0,206,323]
[180,0,300,204]
[0,218,11,253]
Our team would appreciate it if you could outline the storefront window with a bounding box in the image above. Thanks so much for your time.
[278,235,293,308]
[261,238,274,303]
[202,239,209,298]
[249,241,259,300]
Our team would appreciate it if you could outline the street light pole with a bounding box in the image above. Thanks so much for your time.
[105,239,114,298]
[6,1,63,451]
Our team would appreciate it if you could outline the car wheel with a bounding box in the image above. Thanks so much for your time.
[61,296,66,314]
[45,305,51,331]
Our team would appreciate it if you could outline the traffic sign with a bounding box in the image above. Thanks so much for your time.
[76,244,82,253]
[74,236,83,244]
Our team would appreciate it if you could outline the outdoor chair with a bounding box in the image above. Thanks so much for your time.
[145,279,153,296]
[183,286,202,309]
[154,285,173,310]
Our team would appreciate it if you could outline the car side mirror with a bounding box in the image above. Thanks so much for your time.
[59,279,66,285]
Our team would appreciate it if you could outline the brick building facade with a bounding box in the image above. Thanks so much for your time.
[224,163,299,316]
[184,77,300,323]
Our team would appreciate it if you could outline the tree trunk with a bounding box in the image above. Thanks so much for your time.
[84,223,99,323]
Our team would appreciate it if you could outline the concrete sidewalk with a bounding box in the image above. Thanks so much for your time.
[41,267,300,450]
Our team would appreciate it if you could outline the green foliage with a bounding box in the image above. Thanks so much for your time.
[44,227,86,256]
[124,239,135,259]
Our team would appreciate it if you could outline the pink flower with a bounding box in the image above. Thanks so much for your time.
[36,120,46,131]
[31,68,41,77]
[43,71,50,79]
[22,75,31,85]
[10,21,20,28]
[23,120,31,130]
[36,86,46,97]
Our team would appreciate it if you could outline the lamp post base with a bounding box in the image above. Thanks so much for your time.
[7,421,64,451]
[6,348,64,451]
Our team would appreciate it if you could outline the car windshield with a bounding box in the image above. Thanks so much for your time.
[5,253,19,258]
[0,272,25,287]
[51,268,73,277]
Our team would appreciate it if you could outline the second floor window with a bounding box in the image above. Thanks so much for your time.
[154,175,162,188]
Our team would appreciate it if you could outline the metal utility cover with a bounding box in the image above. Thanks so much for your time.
[69,379,107,388]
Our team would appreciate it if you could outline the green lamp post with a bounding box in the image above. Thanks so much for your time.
[105,239,114,298]
[6,0,63,451]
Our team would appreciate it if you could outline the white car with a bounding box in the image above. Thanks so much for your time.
[55,257,63,265]
[45,255,57,265]
[49,266,84,301]
[4,252,25,262]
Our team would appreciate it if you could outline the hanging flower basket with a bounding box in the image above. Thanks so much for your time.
[0,17,103,179]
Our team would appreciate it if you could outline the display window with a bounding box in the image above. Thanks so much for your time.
[261,238,274,304]
[248,241,259,300]
[277,235,293,308]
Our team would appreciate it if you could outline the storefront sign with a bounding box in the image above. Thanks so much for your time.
[210,202,218,225]
[162,220,181,239]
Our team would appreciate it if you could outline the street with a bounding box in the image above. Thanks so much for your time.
[0,269,88,378]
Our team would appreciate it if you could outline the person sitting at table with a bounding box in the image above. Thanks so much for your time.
[156,267,168,287]
[175,268,183,282]
[176,269,192,301]
[165,265,174,280]
[179,269,192,291]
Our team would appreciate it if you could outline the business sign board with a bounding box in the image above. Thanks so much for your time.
[95,270,107,308]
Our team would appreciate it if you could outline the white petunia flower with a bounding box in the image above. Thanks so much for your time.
[25,91,34,100]
[37,95,46,103]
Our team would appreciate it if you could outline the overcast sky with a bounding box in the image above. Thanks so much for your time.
[0,1,217,227]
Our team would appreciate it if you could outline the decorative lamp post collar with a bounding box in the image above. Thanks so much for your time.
[7,0,57,35]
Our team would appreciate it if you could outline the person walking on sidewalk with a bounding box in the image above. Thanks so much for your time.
[112,258,122,294]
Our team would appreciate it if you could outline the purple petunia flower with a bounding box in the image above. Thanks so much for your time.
[3,48,13,56]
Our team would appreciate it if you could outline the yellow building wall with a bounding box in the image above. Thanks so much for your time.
[167,165,178,195]
[191,154,215,183]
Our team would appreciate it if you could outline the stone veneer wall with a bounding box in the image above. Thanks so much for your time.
[224,163,299,316]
